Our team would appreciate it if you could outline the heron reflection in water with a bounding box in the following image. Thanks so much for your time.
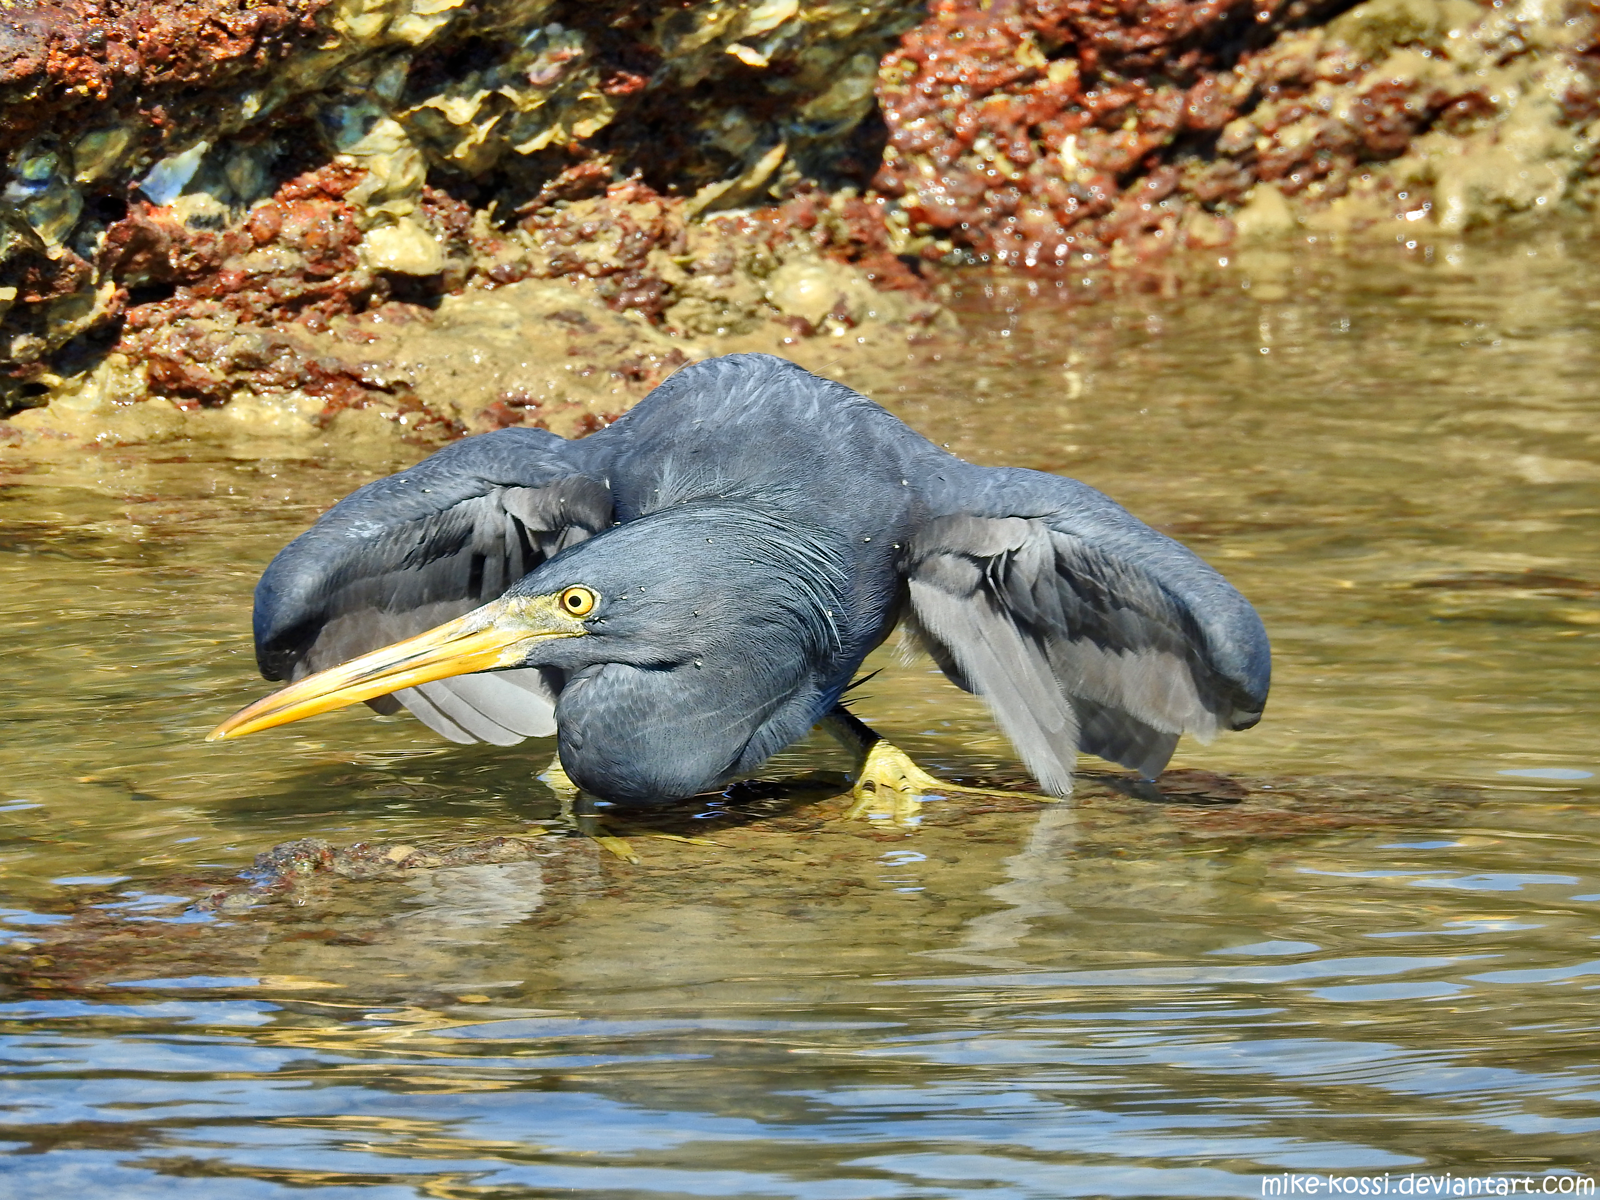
[211,354,1269,823]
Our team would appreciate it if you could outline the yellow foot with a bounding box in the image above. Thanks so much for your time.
[586,824,723,862]
[539,760,578,799]
[843,739,1048,824]
[639,831,721,847]
[588,825,721,862]
[590,827,641,864]
[538,759,641,863]
[535,761,719,860]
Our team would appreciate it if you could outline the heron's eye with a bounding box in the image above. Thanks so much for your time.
[558,586,597,618]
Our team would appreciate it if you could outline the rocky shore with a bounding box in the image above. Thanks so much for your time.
[2,0,1596,444]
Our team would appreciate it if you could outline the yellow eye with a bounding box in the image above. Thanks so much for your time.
[558,586,597,618]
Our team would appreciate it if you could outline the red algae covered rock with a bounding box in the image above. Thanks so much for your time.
[872,0,1600,266]
[3,0,1599,439]
[1,0,925,424]
[5,166,947,447]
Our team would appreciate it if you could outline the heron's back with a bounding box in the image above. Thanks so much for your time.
[597,355,939,526]
[588,355,948,663]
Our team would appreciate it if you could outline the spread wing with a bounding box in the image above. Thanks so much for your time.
[904,466,1270,792]
[253,427,613,746]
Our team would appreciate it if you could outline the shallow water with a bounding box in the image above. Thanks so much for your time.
[2,233,1598,1197]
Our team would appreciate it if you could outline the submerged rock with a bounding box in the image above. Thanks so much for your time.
[0,767,1488,1002]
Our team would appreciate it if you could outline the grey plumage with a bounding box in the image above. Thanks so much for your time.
[904,470,1268,788]
[254,428,611,743]
[249,353,1269,804]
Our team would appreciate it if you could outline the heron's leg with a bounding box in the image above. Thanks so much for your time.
[538,756,640,864]
[821,707,1047,824]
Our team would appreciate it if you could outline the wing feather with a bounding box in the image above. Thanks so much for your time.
[252,427,611,745]
[906,468,1270,791]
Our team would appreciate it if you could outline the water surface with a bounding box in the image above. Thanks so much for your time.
[2,232,1597,1196]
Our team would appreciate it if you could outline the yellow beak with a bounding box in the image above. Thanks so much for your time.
[207,594,584,741]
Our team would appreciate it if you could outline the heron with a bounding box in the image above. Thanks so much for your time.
[210,353,1269,820]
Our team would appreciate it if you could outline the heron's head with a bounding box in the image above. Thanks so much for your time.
[208,502,847,741]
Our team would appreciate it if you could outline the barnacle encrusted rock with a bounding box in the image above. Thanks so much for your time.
[0,0,924,425]
[871,0,1600,267]
[3,0,1600,438]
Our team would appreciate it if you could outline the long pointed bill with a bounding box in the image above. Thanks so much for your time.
[208,594,583,741]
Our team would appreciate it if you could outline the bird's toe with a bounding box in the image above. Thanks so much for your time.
[843,740,960,823]
[844,740,1051,823]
